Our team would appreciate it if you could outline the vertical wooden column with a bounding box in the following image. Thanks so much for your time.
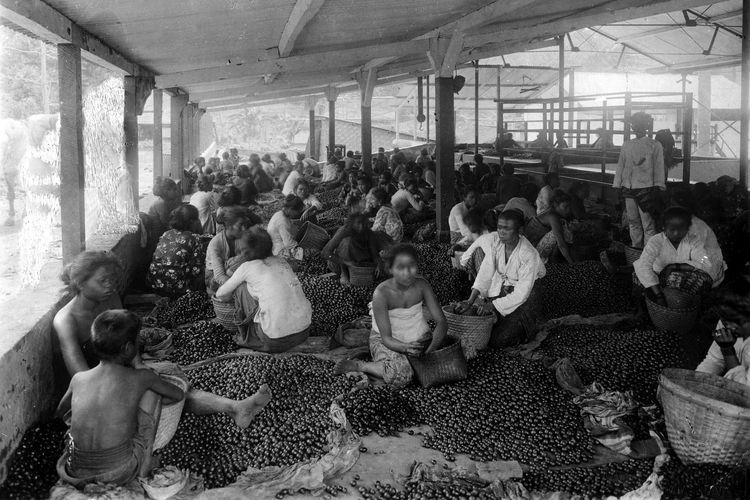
[496,68,502,148]
[567,70,575,147]
[601,100,608,182]
[696,73,712,156]
[474,62,479,154]
[170,93,188,181]
[153,89,163,180]
[682,92,694,184]
[623,91,632,142]
[325,86,337,159]
[58,44,85,264]
[183,103,194,167]
[357,69,377,171]
[124,76,139,211]
[558,36,565,145]
[741,0,750,185]
[426,76,431,143]
[542,103,548,142]
[306,97,317,159]
[435,76,455,237]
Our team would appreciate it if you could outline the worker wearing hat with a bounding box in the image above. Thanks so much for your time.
[613,111,665,249]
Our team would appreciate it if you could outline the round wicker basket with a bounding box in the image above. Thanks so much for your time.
[211,296,237,332]
[348,265,376,287]
[658,368,750,467]
[442,305,494,359]
[645,287,700,332]
[408,338,468,388]
[623,245,643,266]
[153,375,189,450]
[296,221,330,251]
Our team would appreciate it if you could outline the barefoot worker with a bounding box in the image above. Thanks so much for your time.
[53,251,272,430]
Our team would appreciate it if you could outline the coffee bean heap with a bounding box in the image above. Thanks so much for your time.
[318,207,350,234]
[299,274,374,336]
[537,325,687,405]
[406,351,596,468]
[298,254,329,275]
[520,458,654,497]
[316,187,343,209]
[159,355,358,488]
[168,320,237,365]
[413,243,472,305]
[352,478,497,500]
[0,419,67,499]
[150,290,216,328]
[538,261,633,318]
[338,385,420,437]
[660,456,749,499]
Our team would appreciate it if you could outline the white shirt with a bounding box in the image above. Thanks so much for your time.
[321,163,339,183]
[502,198,536,222]
[473,236,546,316]
[189,191,217,230]
[301,194,323,210]
[613,136,666,190]
[216,257,312,338]
[633,232,715,289]
[282,170,302,196]
[460,232,499,267]
[690,216,726,286]
[535,186,553,215]
[696,320,748,375]
[449,202,471,238]
[267,211,298,256]
[391,189,424,214]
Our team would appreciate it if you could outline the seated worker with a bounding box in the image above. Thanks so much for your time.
[479,163,500,197]
[148,177,182,242]
[634,206,720,305]
[267,195,305,261]
[295,179,323,223]
[277,152,293,176]
[206,207,261,293]
[189,174,218,234]
[536,172,560,215]
[333,244,447,388]
[338,170,360,205]
[458,163,477,188]
[219,151,234,174]
[344,150,357,171]
[392,176,428,223]
[215,185,242,233]
[373,147,390,175]
[457,208,487,247]
[368,187,404,243]
[696,271,750,381]
[502,183,539,223]
[496,164,522,205]
[460,209,500,277]
[260,153,277,180]
[297,152,320,177]
[147,205,206,298]
[500,132,521,150]
[281,162,303,196]
[53,253,272,438]
[416,148,431,168]
[247,160,274,194]
[229,148,240,169]
[322,213,392,285]
[424,160,437,188]
[568,181,590,221]
[458,210,546,347]
[344,174,372,214]
[449,186,479,244]
[473,153,489,181]
[378,171,398,199]
[215,230,312,353]
[525,189,575,264]
[56,310,185,487]
[321,156,342,184]
[528,132,553,149]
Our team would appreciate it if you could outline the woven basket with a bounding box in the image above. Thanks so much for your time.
[153,375,189,450]
[623,245,643,266]
[408,338,468,388]
[645,287,700,332]
[442,305,494,360]
[349,265,376,287]
[658,368,750,466]
[296,222,330,251]
[450,251,464,269]
[211,296,237,331]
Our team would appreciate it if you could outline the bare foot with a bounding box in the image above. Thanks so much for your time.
[333,359,361,375]
[233,384,272,429]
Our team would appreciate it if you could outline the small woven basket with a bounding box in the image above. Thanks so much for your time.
[623,245,643,266]
[450,251,464,269]
[153,375,189,450]
[408,338,468,388]
[349,265,376,287]
[296,221,330,251]
[658,368,750,467]
[442,305,494,359]
[645,287,700,332]
[211,296,237,331]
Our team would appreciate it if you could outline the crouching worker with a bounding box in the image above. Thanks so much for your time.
[56,310,184,487]
[216,229,312,353]
[322,213,392,285]
[334,244,447,388]
[458,210,546,347]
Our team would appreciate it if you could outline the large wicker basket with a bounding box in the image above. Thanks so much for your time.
[408,338,468,388]
[349,264,376,287]
[658,368,750,466]
[442,305,494,360]
[623,245,643,266]
[645,287,700,332]
[153,375,189,450]
[296,222,330,251]
[211,296,237,332]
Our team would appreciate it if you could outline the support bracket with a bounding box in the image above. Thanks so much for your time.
[356,68,377,107]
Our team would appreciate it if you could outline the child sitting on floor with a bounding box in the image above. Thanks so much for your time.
[56,310,185,487]
[333,244,447,388]
[295,179,323,223]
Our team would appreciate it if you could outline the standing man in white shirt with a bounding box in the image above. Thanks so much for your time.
[458,210,546,347]
[613,112,665,249]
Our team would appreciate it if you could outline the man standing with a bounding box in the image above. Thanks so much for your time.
[613,112,665,249]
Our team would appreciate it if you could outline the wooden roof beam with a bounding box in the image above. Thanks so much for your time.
[0,0,151,76]
[277,0,326,58]
[420,0,537,38]
[616,8,744,43]
[646,56,741,74]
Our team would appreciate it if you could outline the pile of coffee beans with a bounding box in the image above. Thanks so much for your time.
[338,385,419,437]
[149,290,215,328]
[299,274,374,336]
[660,456,749,499]
[168,320,237,366]
[413,243,472,305]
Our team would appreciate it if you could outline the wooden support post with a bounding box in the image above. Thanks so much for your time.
[194,108,205,159]
[624,91,632,142]
[498,102,504,165]
[426,76,431,143]
[170,93,188,182]
[124,76,139,211]
[542,103,548,142]
[357,69,377,170]
[435,76,455,239]
[742,0,750,185]
[58,44,85,263]
[305,96,317,159]
[576,120,581,147]
[568,69,575,147]
[325,85,337,159]
[683,92,694,184]
[601,100,608,183]
[696,73,712,156]
[474,62,479,154]
[496,68,502,148]
[183,103,194,169]
[153,89,163,180]
[558,35,565,146]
